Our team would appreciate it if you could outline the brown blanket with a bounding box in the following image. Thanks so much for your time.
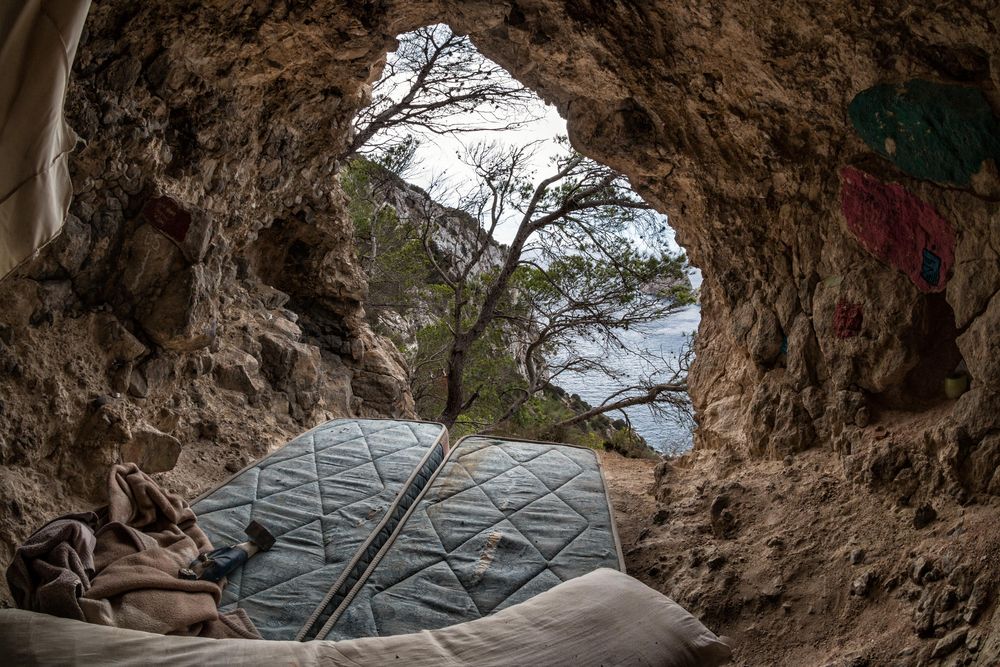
[6,464,259,639]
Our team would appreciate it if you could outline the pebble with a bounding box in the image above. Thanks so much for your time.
[913,503,937,529]
[850,570,876,597]
[931,628,968,659]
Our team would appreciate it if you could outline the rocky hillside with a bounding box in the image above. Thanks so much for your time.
[0,1,997,663]
[345,160,504,343]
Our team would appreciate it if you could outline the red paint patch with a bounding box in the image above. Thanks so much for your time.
[143,196,191,244]
[834,300,863,339]
[839,167,954,293]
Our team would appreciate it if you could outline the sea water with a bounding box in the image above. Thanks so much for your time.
[556,304,702,454]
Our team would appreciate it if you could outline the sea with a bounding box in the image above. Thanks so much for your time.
[555,304,702,454]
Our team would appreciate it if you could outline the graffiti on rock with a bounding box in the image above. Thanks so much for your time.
[834,300,863,339]
[848,79,1000,193]
[839,167,954,293]
[143,196,192,244]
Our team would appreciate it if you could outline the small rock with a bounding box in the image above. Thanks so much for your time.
[936,587,959,612]
[270,316,302,340]
[709,494,737,538]
[120,423,181,474]
[850,548,866,565]
[707,553,727,570]
[931,628,968,659]
[224,459,243,474]
[851,570,877,597]
[127,366,149,398]
[963,575,990,624]
[198,420,221,440]
[965,629,982,653]
[913,504,937,529]
[97,316,147,363]
[213,347,263,397]
[652,508,670,525]
[914,606,935,637]
[653,458,673,485]
[910,556,934,584]
[257,283,290,310]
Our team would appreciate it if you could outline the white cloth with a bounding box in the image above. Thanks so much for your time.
[0,568,732,666]
[0,0,90,279]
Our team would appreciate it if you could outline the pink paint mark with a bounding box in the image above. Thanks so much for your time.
[834,299,863,338]
[839,167,954,293]
[143,196,191,244]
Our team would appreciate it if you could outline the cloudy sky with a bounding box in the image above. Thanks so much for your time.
[372,30,695,282]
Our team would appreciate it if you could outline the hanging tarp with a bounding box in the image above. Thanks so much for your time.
[0,0,90,279]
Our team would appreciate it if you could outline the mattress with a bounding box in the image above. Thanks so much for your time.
[307,435,624,641]
[192,419,448,640]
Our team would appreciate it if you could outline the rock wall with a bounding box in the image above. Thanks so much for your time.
[1,0,998,597]
[466,2,1000,504]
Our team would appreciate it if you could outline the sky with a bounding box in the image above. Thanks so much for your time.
[374,28,698,285]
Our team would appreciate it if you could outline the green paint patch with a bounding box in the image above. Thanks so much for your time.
[848,79,1000,189]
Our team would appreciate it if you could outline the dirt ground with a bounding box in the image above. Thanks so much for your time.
[599,449,999,666]
[4,417,995,666]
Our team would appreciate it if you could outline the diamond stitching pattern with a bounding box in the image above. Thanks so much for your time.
[192,419,445,640]
[327,437,621,640]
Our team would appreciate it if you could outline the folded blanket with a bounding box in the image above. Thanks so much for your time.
[5,512,99,621]
[6,464,259,639]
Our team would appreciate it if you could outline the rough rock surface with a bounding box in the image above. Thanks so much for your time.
[0,1,998,662]
[603,446,1000,665]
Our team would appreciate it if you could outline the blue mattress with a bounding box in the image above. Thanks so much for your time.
[192,419,448,640]
[308,435,624,641]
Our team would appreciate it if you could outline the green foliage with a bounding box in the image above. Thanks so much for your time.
[411,312,528,438]
[342,158,433,309]
[344,140,692,448]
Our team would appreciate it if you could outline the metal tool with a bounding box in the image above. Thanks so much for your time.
[179,520,276,583]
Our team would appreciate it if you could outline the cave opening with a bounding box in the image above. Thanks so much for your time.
[335,23,701,452]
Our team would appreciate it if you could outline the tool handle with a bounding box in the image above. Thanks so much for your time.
[196,546,250,583]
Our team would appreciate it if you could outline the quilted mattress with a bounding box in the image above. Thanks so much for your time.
[192,419,448,640]
[307,435,624,641]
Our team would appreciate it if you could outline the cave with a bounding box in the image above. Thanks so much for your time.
[1,1,999,663]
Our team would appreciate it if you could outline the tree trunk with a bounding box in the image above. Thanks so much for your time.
[546,384,686,432]
[439,338,468,427]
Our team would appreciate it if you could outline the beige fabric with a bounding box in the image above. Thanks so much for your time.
[0,0,90,279]
[6,464,259,639]
[0,568,731,666]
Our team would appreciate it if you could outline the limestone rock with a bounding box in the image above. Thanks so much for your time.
[258,331,321,417]
[136,264,218,352]
[141,195,214,263]
[120,422,182,474]
[957,290,1000,391]
[122,224,184,298]
[212,347,264,398]
[122,224,218,352]
[94,315,148,363]
[351,333,414,417]
[748,377,816,458]
[839,168,954,293]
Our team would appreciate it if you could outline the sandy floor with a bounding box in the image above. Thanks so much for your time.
[599,448,999,666]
